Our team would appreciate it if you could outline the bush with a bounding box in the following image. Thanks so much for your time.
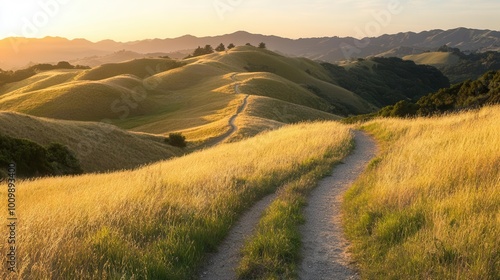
[47,143,83,175]
[166,133,187,148]
[0,134,83,178]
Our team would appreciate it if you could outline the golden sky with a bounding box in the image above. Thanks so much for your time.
[0,0,499,41]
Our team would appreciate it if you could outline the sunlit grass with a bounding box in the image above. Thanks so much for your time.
[0,121,351,279]
[238,124,352,279]
[343,106,500,279]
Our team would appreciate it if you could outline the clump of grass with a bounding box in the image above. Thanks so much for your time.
[0,121,351,279]
[238,124,353,279]
[343,106,500,279]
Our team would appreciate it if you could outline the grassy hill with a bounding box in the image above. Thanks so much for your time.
[0,121,352,279]
[404,47,500,84]
[0,47,352,145]
[0,111,182,173]
[76,58,184,81]
[322,57,450,108]
[375,70,500,118]
[344,105,500,279]
[210,46,375,115]
[403,52,460,67]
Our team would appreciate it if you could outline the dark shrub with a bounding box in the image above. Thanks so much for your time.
[47,143,83,175]
[0,134,83,178]
[167,133,187,148]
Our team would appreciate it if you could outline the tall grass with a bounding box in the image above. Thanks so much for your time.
[0,121,351,279]
[238,125,352,279]
[344,106,500,279]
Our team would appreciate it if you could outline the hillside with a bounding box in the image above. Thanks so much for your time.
[0,121,352,279]
[377,70,500,118]
[345,105,500,279]
[404,47,500,83]
[0,47,365,148]
[0,111,182,173]
[322,57,450,107]
[1,28,498,69]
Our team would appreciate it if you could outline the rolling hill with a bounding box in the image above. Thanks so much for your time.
[0,45,457,153]
[0,46,357,172]
[0,47,365,145]
[0,111,182,173]
[322,57,450,107]
[404,46,500,83]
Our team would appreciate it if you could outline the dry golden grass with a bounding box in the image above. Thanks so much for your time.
[0,69,82,96]
[0,121,351,279]
[226,95,341,142]
[344,106,500,279]
[1,47,345,144]
[0,111,182,173]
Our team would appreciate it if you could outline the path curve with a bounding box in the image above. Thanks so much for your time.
[200,193,277,280]
[298,130,377,280]
[202,74,249,147]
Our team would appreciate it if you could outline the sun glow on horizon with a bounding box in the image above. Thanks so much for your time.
[0,0,499,42]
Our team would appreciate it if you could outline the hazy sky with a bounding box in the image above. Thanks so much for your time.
[0,0,498,41]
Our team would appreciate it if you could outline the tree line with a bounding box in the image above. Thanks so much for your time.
[0,62,90,86]
[186,42,267,58]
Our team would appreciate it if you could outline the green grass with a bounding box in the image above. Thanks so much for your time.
[237,124,353,279]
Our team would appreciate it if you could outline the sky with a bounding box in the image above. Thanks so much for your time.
[0,0,499,42]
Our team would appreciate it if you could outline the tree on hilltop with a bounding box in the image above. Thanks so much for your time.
[227,43,235,49]
[192,45,215,57]
[204,44,214,54]
[258,42,266,49]
[215,43,226,52]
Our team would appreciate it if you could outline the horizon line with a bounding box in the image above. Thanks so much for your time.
[0,26,496,44]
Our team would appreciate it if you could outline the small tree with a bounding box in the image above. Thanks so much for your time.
[215,43,225,52]
[245,43,253,46]
[258,42,266,49]
[167,133,187,148]
[204,44,214,54]
[56,61,73,69]
[193,46,206,57]
[227,43,235,49]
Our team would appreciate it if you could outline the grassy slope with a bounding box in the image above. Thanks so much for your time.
[403,52,460,67]
[213,46,374,115]
[75,58,184,81]
[0,111,182,173]
[0,122,352,280]
[0,47,346,144]
[227,95,340,142]
[344,106,500,279]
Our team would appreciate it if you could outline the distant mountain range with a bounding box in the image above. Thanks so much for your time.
[1,28,499,69]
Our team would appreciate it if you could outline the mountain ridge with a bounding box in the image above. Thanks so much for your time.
[1,28,499,69]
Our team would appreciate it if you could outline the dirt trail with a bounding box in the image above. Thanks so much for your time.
[202,74,249,147]
[298,131,377,280]
[200,193,277,280]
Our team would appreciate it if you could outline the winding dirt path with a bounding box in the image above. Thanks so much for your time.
[202,74,249,147]
[200,131,377,279]
[200,193,277,279]
[298,130,377,280]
